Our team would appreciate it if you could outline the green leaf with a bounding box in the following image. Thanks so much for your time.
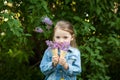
[65,0,71,4]
[96,6,101,15]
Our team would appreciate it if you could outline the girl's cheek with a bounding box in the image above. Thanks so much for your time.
[55,40,59,42]
[54,39,59,42]
[66,40,71,43]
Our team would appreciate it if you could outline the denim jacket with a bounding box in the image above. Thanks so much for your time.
[40,47,82,80]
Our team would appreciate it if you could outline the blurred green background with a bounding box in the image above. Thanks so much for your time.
[0,0,120,80]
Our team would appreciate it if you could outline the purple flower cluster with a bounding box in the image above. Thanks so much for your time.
[34,27,43,33]
[42,17,53,26]
[34,16,53,33]
[45,40,70,51]
[59,42,70,51]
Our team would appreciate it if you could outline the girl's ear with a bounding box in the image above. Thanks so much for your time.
[71,38,73,42]
[71,34,74,41]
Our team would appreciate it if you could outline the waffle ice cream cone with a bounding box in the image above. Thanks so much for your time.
[60,78,64,80]
[60,50,67,58]
[52,48,58,56]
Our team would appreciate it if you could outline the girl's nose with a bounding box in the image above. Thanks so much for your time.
[59,39,64,43]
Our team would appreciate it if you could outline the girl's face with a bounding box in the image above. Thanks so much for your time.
[54,28,73,44]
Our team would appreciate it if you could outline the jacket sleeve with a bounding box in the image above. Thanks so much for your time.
[40,48,56,75]
[63,49,82,76]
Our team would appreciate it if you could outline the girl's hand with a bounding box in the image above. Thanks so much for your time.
[59,57,68,70]
[52,56,59,66]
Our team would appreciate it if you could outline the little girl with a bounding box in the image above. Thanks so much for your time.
[40,20,82,80]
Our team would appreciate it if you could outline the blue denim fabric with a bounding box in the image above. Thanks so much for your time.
[40,47,82,80]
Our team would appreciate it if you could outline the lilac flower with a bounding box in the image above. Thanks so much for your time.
[53,41,61,49]
[45,40,70,51]
[42,17,53,26]
[46,40,58,49]
[46,40,53,48]
[34,27,43,33]
[59,42,70,51]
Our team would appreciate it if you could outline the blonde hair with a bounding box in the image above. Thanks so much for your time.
[53,20,77,48]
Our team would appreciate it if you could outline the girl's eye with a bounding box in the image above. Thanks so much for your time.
[56,36,60,39]
[64,36,68,39]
